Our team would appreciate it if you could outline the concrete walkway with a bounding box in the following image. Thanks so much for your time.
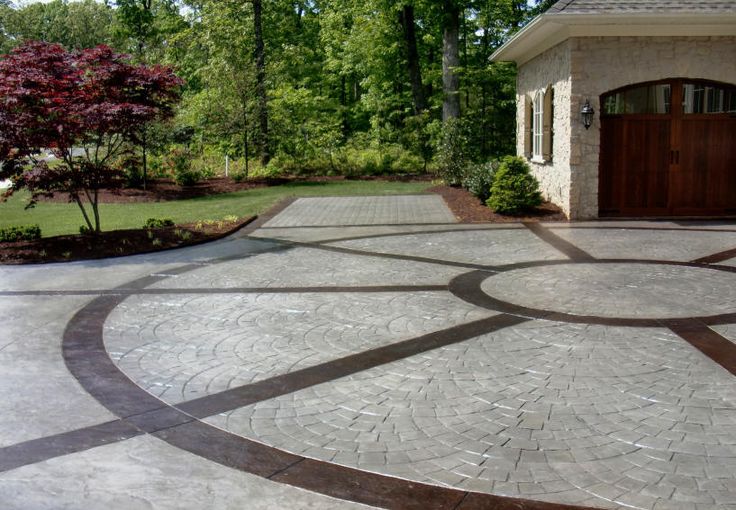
[1,195,736,510]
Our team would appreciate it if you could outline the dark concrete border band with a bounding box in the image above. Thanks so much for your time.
[523,222,595,261]
[15,210,736,509]
[450,261,736,327]
[55,270,600,510]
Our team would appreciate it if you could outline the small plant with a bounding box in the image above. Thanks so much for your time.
[62,251,72,259]
[79,225,92,235]
[0,224,42,242]
[231,171,248,183]
[144,218,175,229]
[174,229,193,241]
[486,156,543,215]
[39,249,47,258]
[462,160,499,202]
[223,215,238,223]
[151,238,162,247]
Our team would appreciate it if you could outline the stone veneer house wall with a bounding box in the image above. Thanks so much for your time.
[491,0,736,219]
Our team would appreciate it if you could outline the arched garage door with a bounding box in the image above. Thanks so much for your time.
[599,79,736,216]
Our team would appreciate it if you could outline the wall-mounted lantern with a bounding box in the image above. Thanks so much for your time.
[581,100,595,130]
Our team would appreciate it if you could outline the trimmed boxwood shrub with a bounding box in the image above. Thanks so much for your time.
[486,156,542,214]
[0,224,42,242]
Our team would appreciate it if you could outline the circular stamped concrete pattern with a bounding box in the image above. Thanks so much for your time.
[481,262,736,319]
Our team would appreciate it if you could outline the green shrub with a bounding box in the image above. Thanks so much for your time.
[486,156,542,214]
[462,160,499,202]
[435,118,470,186]
[144,218,175,229]
[166,147,202,186]
[0,224,42,242]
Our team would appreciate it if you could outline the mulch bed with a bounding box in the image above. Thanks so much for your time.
[1,176,565,264]
[428,184,566,223]
[0,217,254,265]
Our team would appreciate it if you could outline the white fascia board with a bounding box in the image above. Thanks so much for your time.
[491,13,736,66]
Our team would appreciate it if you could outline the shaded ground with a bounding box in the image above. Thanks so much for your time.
[1,177,564,264]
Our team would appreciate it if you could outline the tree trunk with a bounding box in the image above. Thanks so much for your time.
[242,96,250,178]
[399,5,425,114]
[253,0,270,166]
[442,0,461,122]
[141,126,147,190]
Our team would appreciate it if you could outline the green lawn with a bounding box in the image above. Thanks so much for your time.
[0,180,432,237]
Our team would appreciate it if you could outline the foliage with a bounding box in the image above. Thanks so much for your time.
[436,118,471,186]
[266,143,425,177]
[0,224,41,242]
[486,156,543,214]
[165,147,201,186]
[462,160,500,202]
[0,41,182,232]
[0,0,114,53]
[144,217,175,229]
[0,0,552,190]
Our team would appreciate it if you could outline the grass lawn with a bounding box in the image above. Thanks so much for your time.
[0,180,432,237]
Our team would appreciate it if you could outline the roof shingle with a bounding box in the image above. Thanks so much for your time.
[548,0,736,14]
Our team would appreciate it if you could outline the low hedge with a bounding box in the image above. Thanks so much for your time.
[0,224,42,242]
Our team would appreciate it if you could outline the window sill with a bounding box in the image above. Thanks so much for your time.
[530,156,549,165]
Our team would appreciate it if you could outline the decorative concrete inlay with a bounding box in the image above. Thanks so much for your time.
[262,195,457,227]
[711,324,736,346]
[207,320,736,509]
[330,228,568,266]
[147,246,467,289]
[3,200,736,510]
[481,262,736,319]
[548,227,736,262]
[0,434,372,510]
[105,292,493,404]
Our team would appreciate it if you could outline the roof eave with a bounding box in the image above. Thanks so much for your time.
[491,12,736,66]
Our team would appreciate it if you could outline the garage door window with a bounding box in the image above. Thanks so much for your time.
[683,82,736,114]
[603,83,671,115]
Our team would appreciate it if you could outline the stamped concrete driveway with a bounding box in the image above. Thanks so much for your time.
[1,195,736,510]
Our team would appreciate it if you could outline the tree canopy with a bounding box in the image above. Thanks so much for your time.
[0,41,182,232]
[1,0,552,176]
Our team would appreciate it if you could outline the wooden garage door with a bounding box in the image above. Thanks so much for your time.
[599,80,736,216]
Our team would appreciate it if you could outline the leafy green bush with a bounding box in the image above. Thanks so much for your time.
[166,147,202,186]
[486,156,542,214]
[436,118,470,186]
[0,224,42,242]
[462,160,499,202]
[144,218,175,229]
[265,144,425,177]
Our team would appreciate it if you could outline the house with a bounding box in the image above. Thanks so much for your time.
[491,0,736,219]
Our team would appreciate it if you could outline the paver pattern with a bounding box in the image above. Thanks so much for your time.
[481,262,736,318]
[2,195,736,510]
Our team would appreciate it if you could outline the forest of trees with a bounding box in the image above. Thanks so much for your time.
[0,0,555,177]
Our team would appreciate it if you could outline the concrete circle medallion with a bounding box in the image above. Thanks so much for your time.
[481,262,736,319]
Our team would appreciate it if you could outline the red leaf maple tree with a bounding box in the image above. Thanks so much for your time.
[0,41,182,233]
